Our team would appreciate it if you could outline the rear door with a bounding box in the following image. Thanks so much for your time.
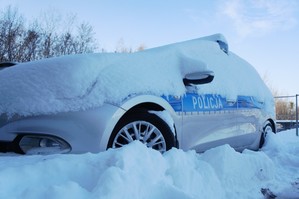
[234,96,264,149]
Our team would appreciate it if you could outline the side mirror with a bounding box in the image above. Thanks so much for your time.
[0,62,17,70]
[183,70,214,86]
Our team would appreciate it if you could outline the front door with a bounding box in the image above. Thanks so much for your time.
[181,92,239,152]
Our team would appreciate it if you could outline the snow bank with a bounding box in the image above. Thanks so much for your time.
[1,130,299,199]
[0,34,273,116]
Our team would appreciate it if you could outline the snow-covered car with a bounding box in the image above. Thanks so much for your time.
[0,34,276,155]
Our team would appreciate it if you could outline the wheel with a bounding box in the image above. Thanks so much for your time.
[259,121,275,148]
[107,110,176,153]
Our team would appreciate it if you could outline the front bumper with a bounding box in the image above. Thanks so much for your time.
[0,103,125,154]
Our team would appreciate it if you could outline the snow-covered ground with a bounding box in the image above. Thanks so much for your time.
[0,129,298,199]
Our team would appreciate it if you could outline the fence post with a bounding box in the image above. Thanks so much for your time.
[296,94,298,136]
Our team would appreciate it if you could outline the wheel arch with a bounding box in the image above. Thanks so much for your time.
[264,118,276,133]
[103,95,181,149]
[259,118,276,148]
[120,95,180,127]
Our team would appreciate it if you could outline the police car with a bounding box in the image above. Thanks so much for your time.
[0,34,276,155]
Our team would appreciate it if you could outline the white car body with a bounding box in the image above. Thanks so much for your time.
[0,34,276,154]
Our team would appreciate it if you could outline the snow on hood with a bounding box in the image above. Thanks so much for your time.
[0,33,273,116]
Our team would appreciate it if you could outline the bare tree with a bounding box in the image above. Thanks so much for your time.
[74,22,98,54]
[0,6,24,62]
[0,5,148,63]
[114,38,146,53]
[115,38,129,53]
[19,29,40,61]
[136,44,146,52]
[0,6,99,62]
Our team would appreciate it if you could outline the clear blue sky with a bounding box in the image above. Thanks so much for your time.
[1,0,299,96]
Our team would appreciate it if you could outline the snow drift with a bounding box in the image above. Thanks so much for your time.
[0,129,299,199]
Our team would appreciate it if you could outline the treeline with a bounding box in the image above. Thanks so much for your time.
[0,6,98,63]
[275,98,297,120]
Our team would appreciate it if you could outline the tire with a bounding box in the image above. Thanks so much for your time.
[107,110,176,153]
[259,121,275,148]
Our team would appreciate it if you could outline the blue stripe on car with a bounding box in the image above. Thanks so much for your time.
[164,94,263,112]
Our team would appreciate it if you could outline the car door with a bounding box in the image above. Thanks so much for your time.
[180,91,239,152]
[234,96,264,149]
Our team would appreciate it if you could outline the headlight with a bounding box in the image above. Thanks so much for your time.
[19,135,71,155]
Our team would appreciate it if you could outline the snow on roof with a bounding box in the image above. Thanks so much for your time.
[0,34,273,116]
